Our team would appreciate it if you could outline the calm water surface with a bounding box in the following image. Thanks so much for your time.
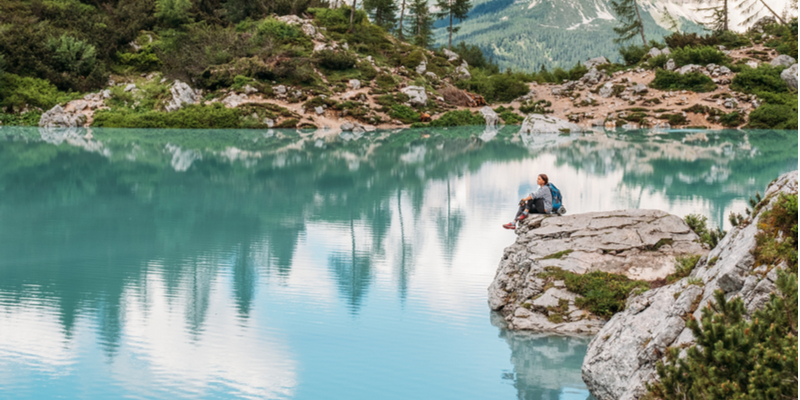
[0,126,795,399]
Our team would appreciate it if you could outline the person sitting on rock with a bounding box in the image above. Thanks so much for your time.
[503,173,552,230]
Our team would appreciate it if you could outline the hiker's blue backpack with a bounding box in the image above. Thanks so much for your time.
[548,183,567,215]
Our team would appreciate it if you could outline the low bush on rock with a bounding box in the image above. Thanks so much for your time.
[664,254,702,284]
[92,104,241,128]
[647,271,797,400]
[650,70,716,92]
[456,70,530,103]
[316,50,357,70]
[538,267,650,319]
[747,103,798,130]
[731,65,789,94]
[684,213,725,248]
[670,46,729,68]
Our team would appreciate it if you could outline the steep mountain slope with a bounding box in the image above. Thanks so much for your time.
[433,0,791,72]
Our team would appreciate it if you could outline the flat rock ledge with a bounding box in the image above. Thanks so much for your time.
[581,171,798,400]
[488,209,708,335]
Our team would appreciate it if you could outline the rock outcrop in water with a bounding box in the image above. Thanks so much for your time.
[581,171,798,400]
[488,210,708,335]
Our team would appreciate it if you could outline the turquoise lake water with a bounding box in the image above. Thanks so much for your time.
[0,126,795,399]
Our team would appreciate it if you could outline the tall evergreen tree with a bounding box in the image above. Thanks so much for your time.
[407,0,434,48]
[364,0,398,30]
[434,0,471,49]
[736,0,786,26]
[696,0,729,33]
[610,0,647,45]
[397,0,407,40]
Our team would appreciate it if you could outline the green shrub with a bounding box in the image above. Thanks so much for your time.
[0,73,80,111]
[316,50,357,70]
[747,103,798,130]
[665,254,702,284]
[648,269,797,400]
[0,111,42,126]
[456,70,529,103]
[357,61,377,80]
[619,44,649,66]
[389,104,419,123]
[664,32,718,49]
[376,74,396,90]
[92,104,241,128]
[519,99,551,114]
[256,18,306,41]
[427,109,484,127]
[666,113,687,125]
[538,267,650,319]
[671,46,729,67]
[46,35,98,76]
[308,7,367,33]
[452,42,499,73]
[684,214,725,248]
[647,54,668,69]
[399,50,425,70]
[650,70,716,92]
[731,65,789,94]
[714,30,751,49]
[499,111,524,124]
[719,111,745,127]
[754,193,798,268]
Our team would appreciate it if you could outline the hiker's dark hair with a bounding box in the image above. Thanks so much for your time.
[539,174,549,185]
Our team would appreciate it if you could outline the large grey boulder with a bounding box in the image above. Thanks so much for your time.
[677,64,703,75]
[781,64,797,89]
[443,48,459,62]
[349,79,361,90]
[165,80,200,112]
[400,86,428,106]
[582,171,798,400]
[598,82,615,98]
[770,54,796,68]
[479,106,499,128]
[584,56,609,69]
[519,114,581,134]
[488,209,709,335]
[39,105,86,128]
[454,60,471,80]
[416,61,427,75]
[580,67,604,85]
[221,92,247,108]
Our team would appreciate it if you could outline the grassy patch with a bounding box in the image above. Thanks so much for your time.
[650,70,716,93]
[538,267,650,319]
[92,104,241,128]
[754,193,798,270]
[665,254,702,284]
[542,249,574,260]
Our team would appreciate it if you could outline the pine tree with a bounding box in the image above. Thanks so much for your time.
[610,0,647,46]
[648,270,798,399]
[364,0,398,31]
[407,0,434,48]
[736,0,786,27]
[434,0,471,49]
[397,0,407,40]
[696,0,729,33]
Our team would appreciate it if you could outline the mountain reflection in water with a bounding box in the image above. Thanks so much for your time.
[0,126,794,399]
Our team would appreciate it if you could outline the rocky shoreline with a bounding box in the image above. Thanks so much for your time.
[488,209,708,335]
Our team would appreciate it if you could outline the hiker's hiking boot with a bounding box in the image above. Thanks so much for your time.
[502,222,516,230]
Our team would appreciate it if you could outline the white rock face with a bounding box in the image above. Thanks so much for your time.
[416,61,427,75]
[584,56,609,69]
[443,48,459,62]
[488,209,708,335]
[425,71,438,80]
[124,83,137,92]
[479,106,499,127]
[349,79,361,90]
[677,64,703,75]
[39,105,86,128]
[631,83,648,94]
[582,171,798,400]
[519,114,581,134]
[165,80,200,112]
[598,82,615,98]
[780,63,797,89]
[770,54,796,67]
[454,60,471,80]
[400,86,427,106]
[746,60,759,68]
[580,67,604,85]
[665,59,676,71]
[277,15,304,25]
[242,84,258,94]
[221,93,247,108]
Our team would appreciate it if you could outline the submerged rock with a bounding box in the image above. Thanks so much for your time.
[582,171,798,400]
[488,210,708,335]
